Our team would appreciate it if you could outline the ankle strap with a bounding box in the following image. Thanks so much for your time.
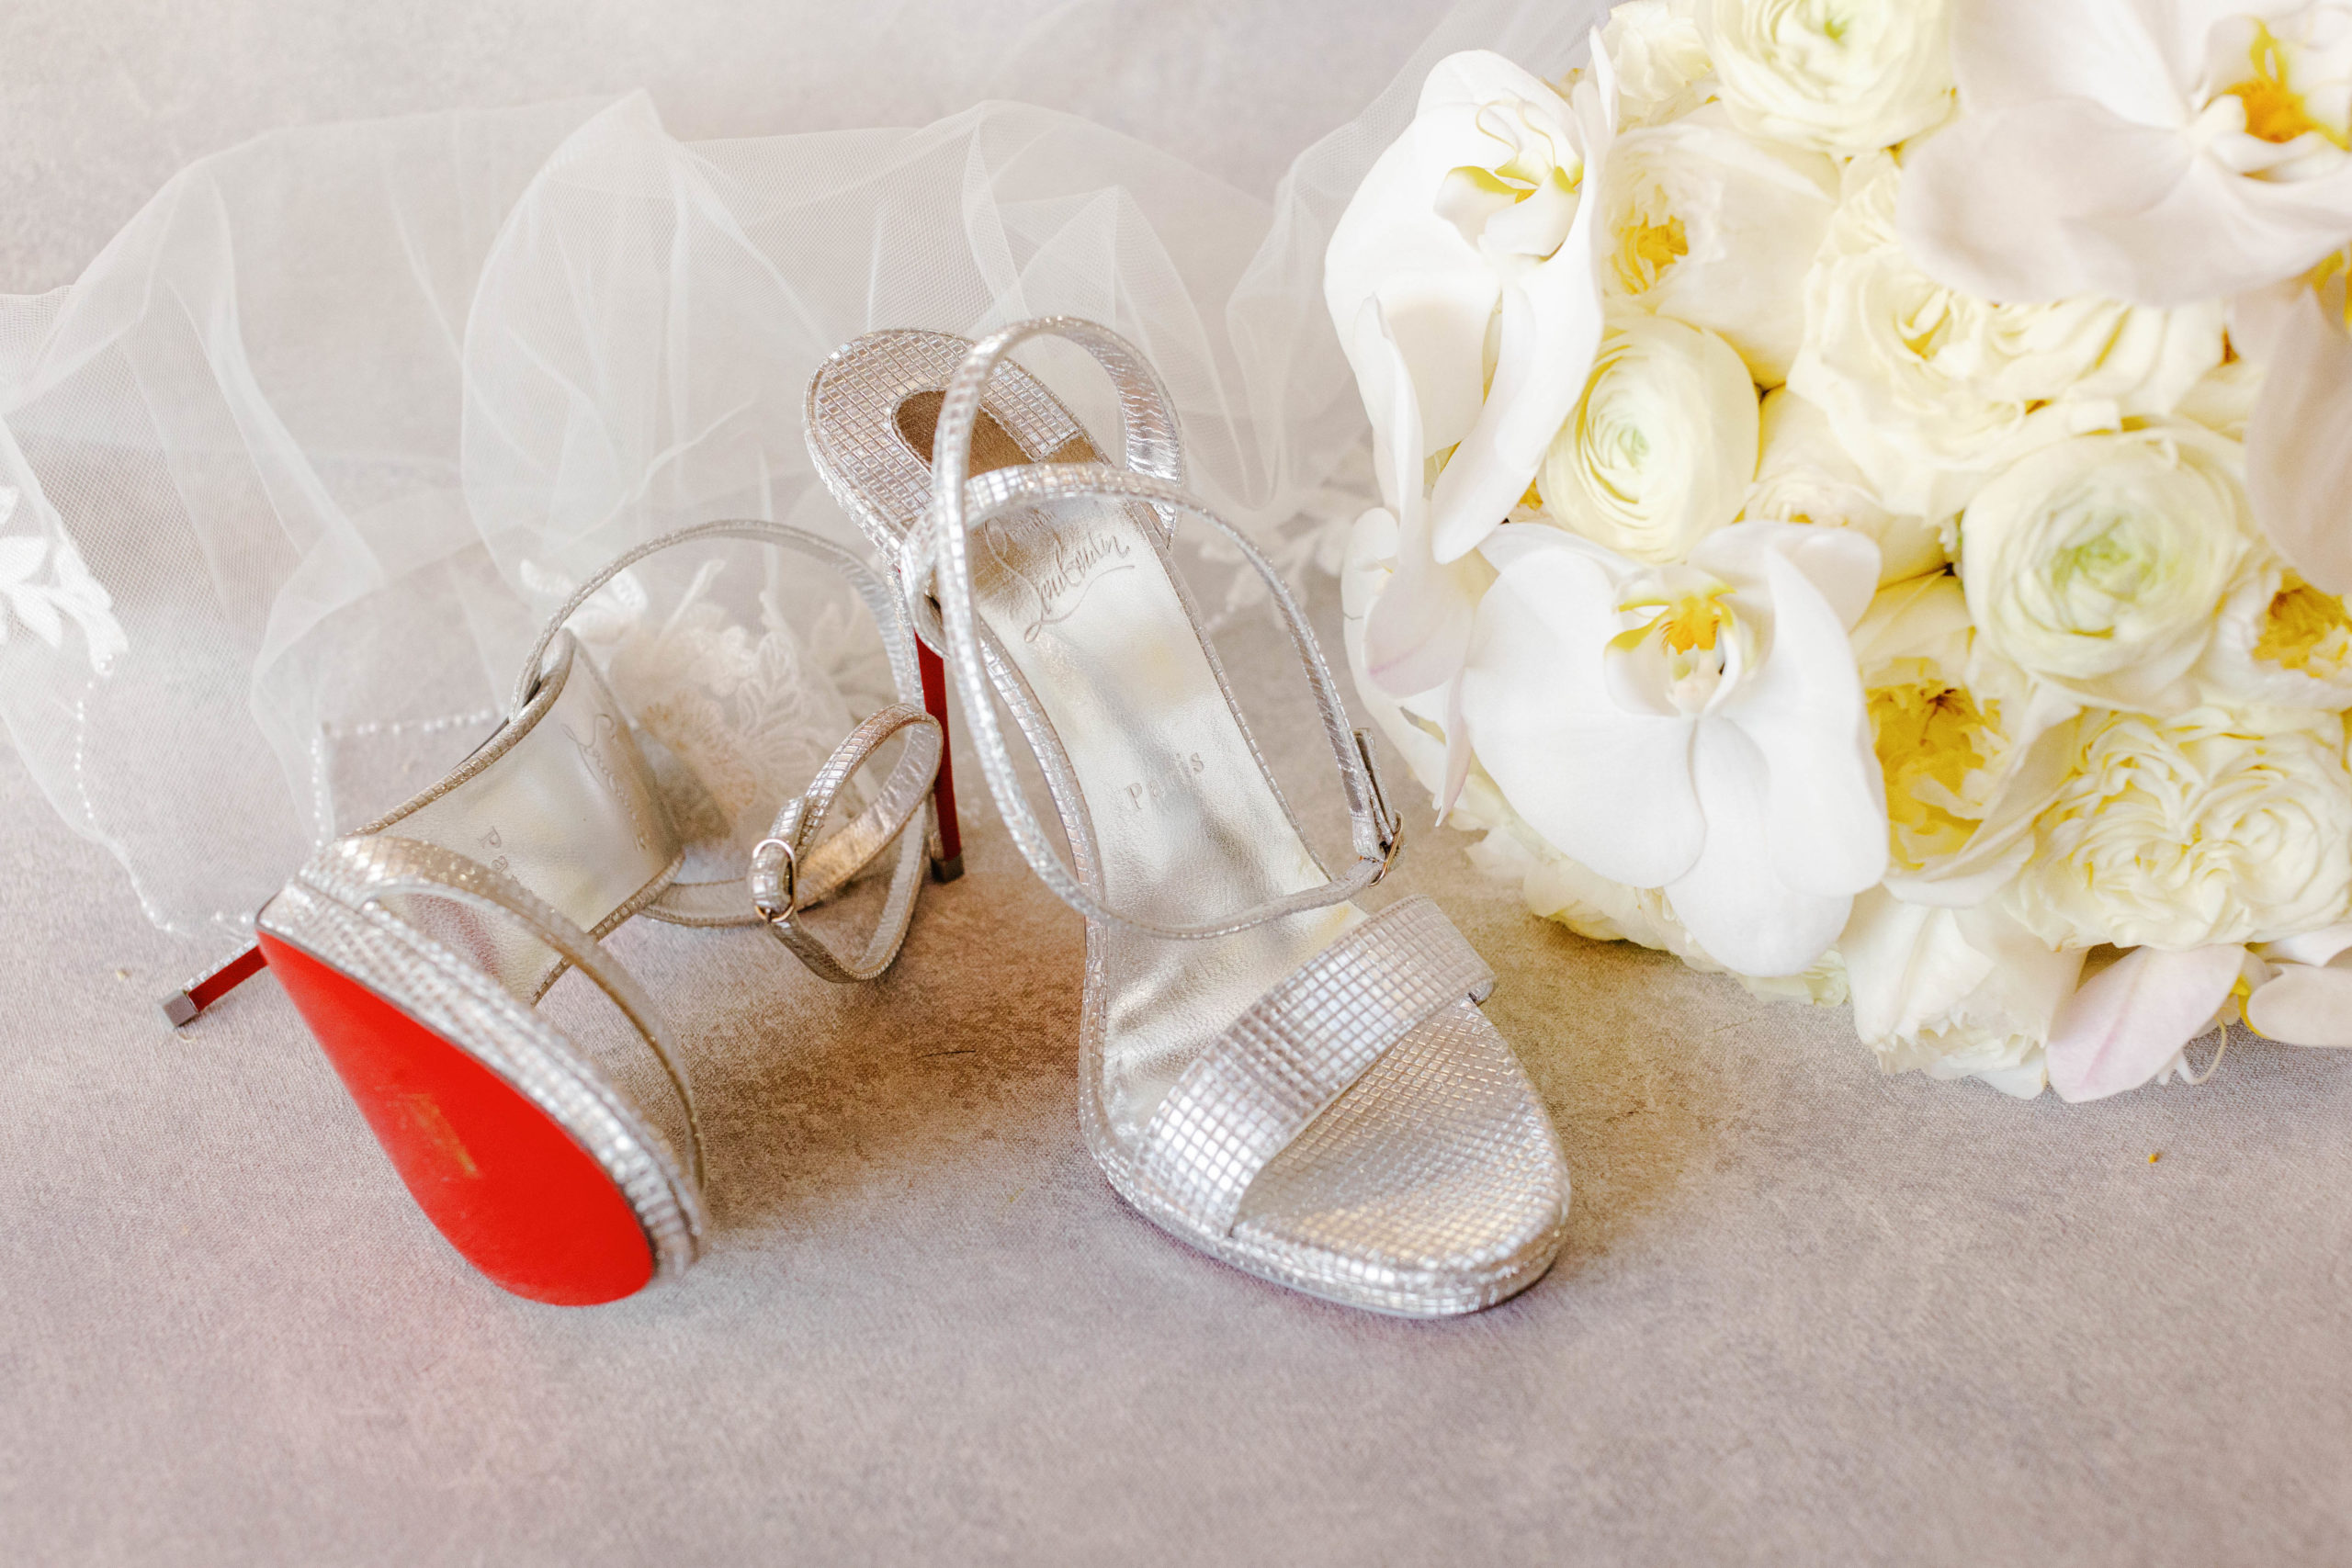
[901,318,1403,942]
[750,701,942,983]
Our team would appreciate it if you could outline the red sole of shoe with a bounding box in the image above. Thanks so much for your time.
[257,932,657,1305]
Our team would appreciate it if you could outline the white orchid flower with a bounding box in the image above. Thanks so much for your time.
[1899,0,2352,306]
[1326,44,1618,579]
[1458,519,1887,976]
[2045,928,2352,1100]
[2246,261,2352,591]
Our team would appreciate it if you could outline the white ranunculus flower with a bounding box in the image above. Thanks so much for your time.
[1959,424,2256,714]
[1703,0,1955,156]
[1326,48,1617,572]
[1788,152,2227,519]
[1839,890,2083,1098]
[1602,104,1837,384]
[2010,706,2352,951]
[1900,0,2352,306]
[1541,312,1760,562]
[1460,519,1886,976]
[1851,572,2081,901]
[1742,389,1945,584]
[1603,0,1716,127]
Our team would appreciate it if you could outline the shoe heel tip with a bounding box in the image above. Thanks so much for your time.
[930,854,964,884]
[157,993,199,1029]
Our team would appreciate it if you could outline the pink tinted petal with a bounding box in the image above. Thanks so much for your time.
[2246,965,2352,1046]
[2248,286,2352,596]
[2046,944,2245,1102]
[1667,720,1851,976]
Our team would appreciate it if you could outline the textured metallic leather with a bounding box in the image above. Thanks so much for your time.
[751,701,941,983]
[806,318,1570,1316]
[1136,896,1493,1237]
[257,515,944,1292]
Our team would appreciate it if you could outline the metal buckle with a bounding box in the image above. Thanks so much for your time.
[1353,728,1404,884]
[749,835,800,925]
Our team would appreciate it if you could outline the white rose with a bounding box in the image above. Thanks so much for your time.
[1839,889,2083,1098]
[1602,0,1716,127]
[1788,153,2226,518]
[1960,424,2255,714]
[1704,0,1954,156]
[2010,706,2352,950]
[1743,388,1945,584]
[1541,312,1759,561]
[1603,104,1837,384]
[1852,572,2079,898]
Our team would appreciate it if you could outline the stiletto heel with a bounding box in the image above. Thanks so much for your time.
[170,520,951,1304]
[808,320,1569,1316]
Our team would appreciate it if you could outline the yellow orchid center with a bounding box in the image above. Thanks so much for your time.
[1868,661,2001,867]
[1618,583,1734,654]
[2222,23,2350,150]
[2231,973,2266,1037]
[2253,574,2352,675]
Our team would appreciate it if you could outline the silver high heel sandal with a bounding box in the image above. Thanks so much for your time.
[164,520,953,1305]
[808,319,1570,1315]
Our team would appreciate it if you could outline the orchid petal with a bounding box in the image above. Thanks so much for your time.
[2045,944,2246,1102]
[1944,0,2182,122]
[1690,520,1880,628]
[1349,301,1499,695]
[2247,283,2352,595]
[1667,719,1852,976]
[1460,542,1705,886]
[2253,922,2352,968]
[1731,549,1888,899]
[2246,964,2352,1046]
[1340,508,1453,807]
[1427,39,1616,563]
[1899,97,2188,304]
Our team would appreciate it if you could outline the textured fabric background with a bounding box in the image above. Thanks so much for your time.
[6,4,2351,1565]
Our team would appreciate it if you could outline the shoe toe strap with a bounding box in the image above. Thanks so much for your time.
[749,702,944,984]
[1134,897,1495,1238]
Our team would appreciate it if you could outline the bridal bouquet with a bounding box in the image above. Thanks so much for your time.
[1327,0,2352,1099]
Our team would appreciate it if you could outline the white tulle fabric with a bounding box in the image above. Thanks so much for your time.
[0,2,1609,942]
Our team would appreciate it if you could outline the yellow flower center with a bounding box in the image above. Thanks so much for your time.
[1619,584,1733,654]
[1868,662,2001,866]
[2252,574,2352,674]
[1616,214,1690,295]
[2222,24,2350,149]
